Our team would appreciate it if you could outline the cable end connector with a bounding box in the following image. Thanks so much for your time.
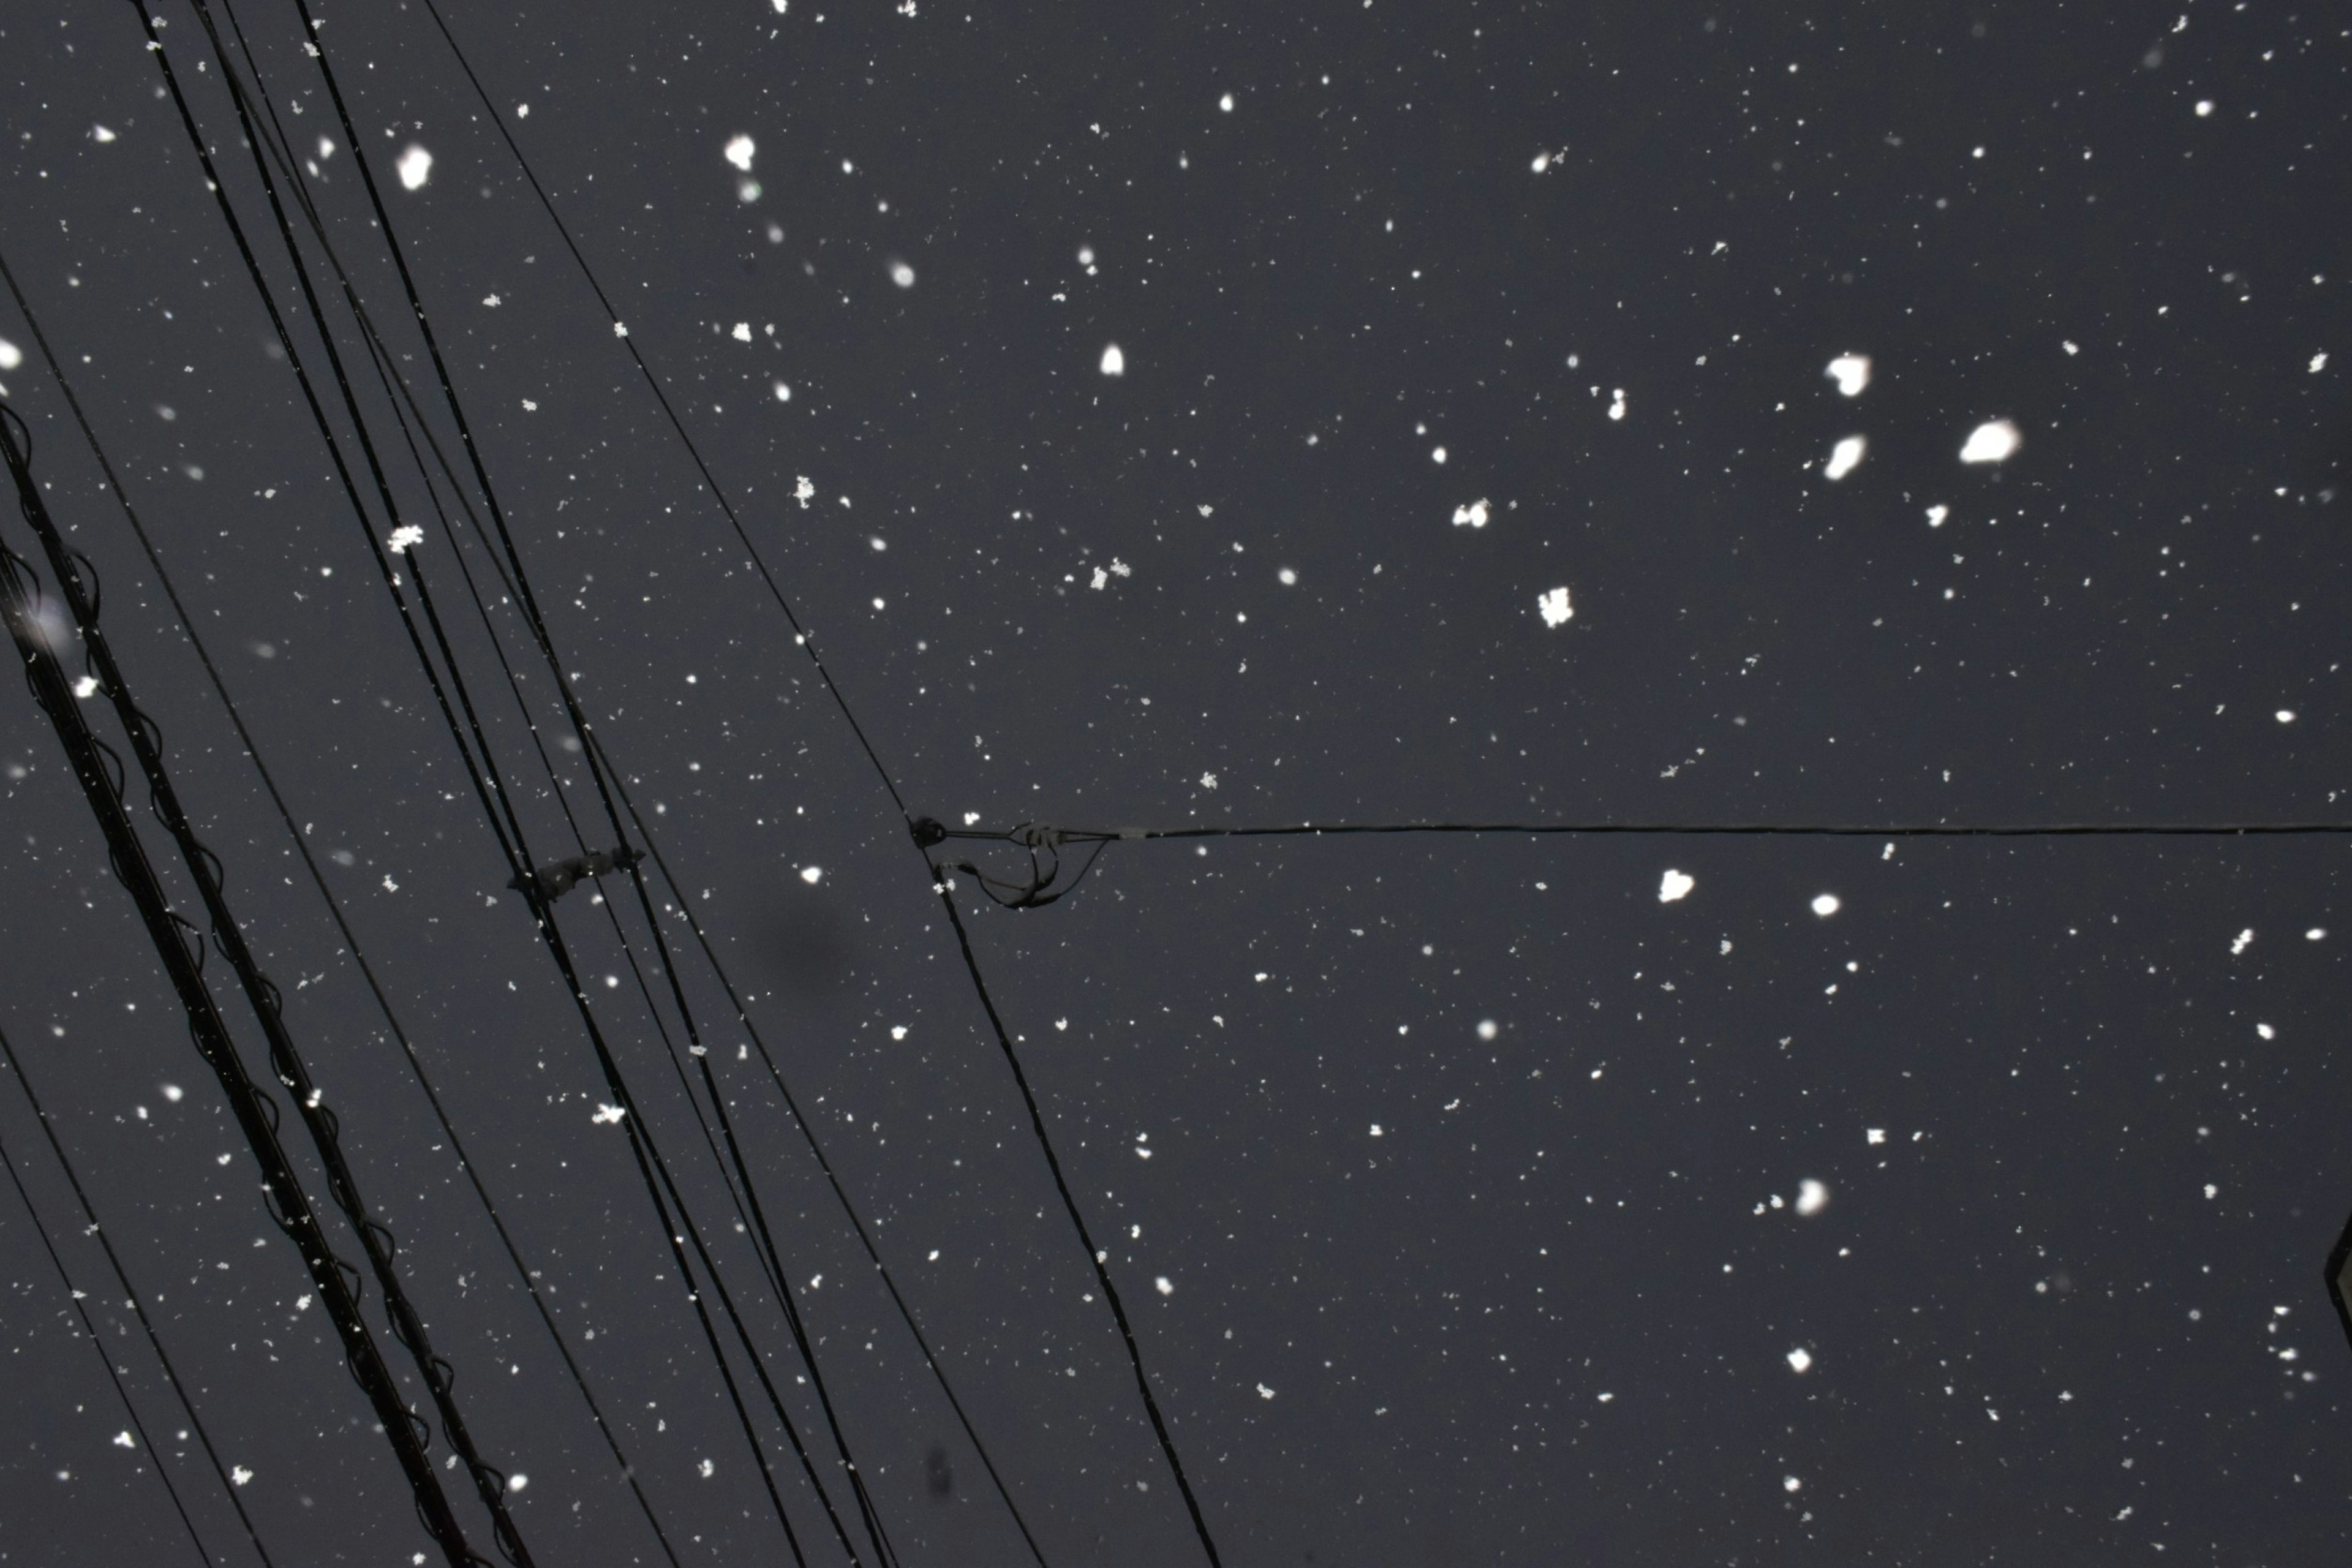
[509,843,644,903]
[910,816,948,848]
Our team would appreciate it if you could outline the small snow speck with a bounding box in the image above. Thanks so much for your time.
[1219,93,1235,112]
[1811,893,1841,916]
[1825,354,1871,396]
[1783,1476,1802,1494]
[731,322,753,342]
[1786,1348,1813,1373]
[801,866,823,884]
[1658,869,1695,903]
[1199,772,1218,791]
[2231,929,2254,954]
[2307,928,2328,941]
[890,260,916,288]
[725,136,756,172]
[1476,1019,1499,1041]
[387,524,425,555]
[591,1104,627,1125]
[1537,586,1574,627]
[395,146,433,190]
[1256,1382,1275,1398]
[1794,1178,1831,1216]
[1866,1128,1885,1144]
[1155,1276,1174,1295]
[2275,709,2296,723]
[1452,498,1490,528]
[230,1466,254,1487]
[1099,343,1125,376]
[2308,352,2328,374]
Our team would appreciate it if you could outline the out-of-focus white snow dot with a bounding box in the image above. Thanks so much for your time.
[773,381,793,402]
[1368,1123,1384,1137]
[1823,435,1867,480]
[1866,1128,1885,1145]
[1596,1391,1614,1403]
[1451,498,1490,528]
[890,1025,908,1041]
[94,125,119,144]
[1659,869,1696,903]
[772,0,788,10]
[1794,1178,1831,1216]
[2194,99,2214,116]
[0,337,20,371]
[2204,1183,2218,1200]
[2275,709,2296,723]
[482,293,502,308]
[1155,1276,1174,1295]
[725,135,756,172]
[1825,354,1871,396]
[793,475,815,507]
[1431,445,1448,464]
[800,865,823,884]
[731,322,752,342]
[1219,93,1235,113]
[162,1084,184,1102]
[521,398,538,412]
[890,260,916,288]
[1786,1348,1813,1373]
[1783,1475,1802,1494]
[2231,928,2254,954]
[387,524,425,554]
[2312,352,2330,374]
[1531,150,1551,173]
[698,1458,715,1479]
[112,1431,135,1449]
[1607,388,1627,421]
[1537,586,1574,627]
[1477,1019,1499,1041]
[2257,1022,2277,1040]
[1256,1382,1275,1398]
[1099,343,1125,376]
[1811,893,1841,917]
[1089,566,1110,590]
[1926,504,1949,527]
[395,145,433,190]
[591,1104,626,1125]
[381,873,399,893]
[2307,927,2328,941]
[507,1474,529,1493]
[1277,567,1298,586]
[1958,419,2021,464]
[612,321,629,337]
[1199,772,1218,791]
[230,1465,254,1487]
[2063,339,2080,355]
[72,676,100,699]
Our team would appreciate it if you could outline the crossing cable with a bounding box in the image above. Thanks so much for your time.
[181,13,897,1557]
[0,417,485,1568]
[938,819,2352,846]
[0,1063,213,1567]
[0,1019,276,1568]
[263,9,900,1557]
[136,10,832,1559]
[407,4,1226,1558]
[2,230,535,1568]
[0,247,685,1568]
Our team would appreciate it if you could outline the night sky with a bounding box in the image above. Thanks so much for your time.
[3,1,2350,1563]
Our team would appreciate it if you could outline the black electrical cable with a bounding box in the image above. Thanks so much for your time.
[255,9,899,1552]
[407,7,1226,1556]
[134,12,829,1558]
[0,1098,213,1567]
[941,819,2352,844]
[6,321,538,1568]
[0,245,685,1568]
[0,422,484,1568]
[0,1020,277,1568]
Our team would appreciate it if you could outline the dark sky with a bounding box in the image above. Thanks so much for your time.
[3,0,2349,1563]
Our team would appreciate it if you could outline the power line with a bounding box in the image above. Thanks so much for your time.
[0,1020,277,1568]
[405,9,1227,1558]
[1,411,485,1568]
[135,8,834,1555]
[941,819,2352,843]
[0,236,686,1568]
[0,1068,214,1568]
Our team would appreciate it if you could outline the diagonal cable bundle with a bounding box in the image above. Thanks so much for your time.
[0,408,486,1568]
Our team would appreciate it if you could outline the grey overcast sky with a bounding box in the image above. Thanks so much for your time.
[3,1,2350,1564]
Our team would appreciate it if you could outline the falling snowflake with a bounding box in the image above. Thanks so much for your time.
[1958,419,2021,464]
[1825,353,1872,396]
[395,145,433,190]
[725,135,756,172]
[1658,870,1695,903]
[1537,587,1574,627]
[1451,498,1490,529]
